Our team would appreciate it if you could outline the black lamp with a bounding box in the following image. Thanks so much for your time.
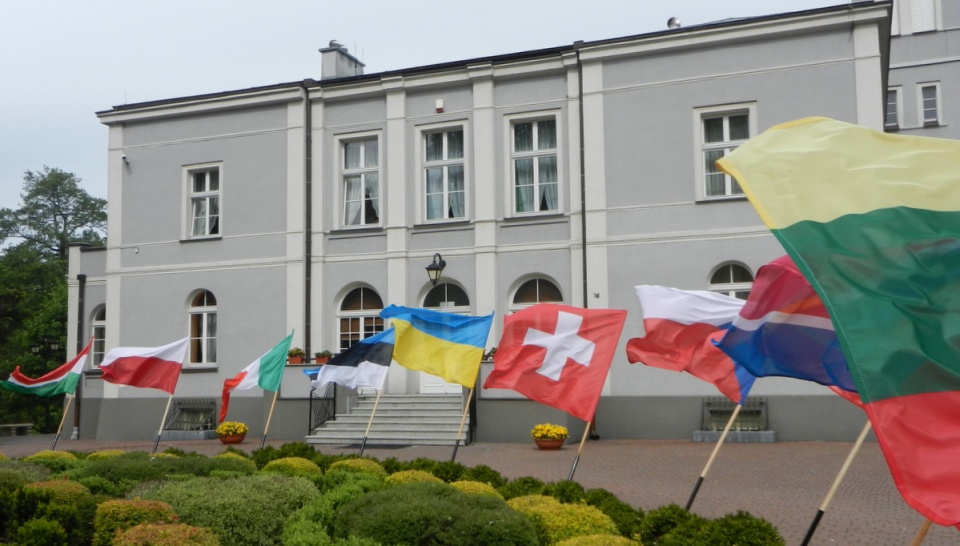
[426,253,446,286]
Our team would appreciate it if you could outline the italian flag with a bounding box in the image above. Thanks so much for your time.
[718,117,960,526]
[1,339,92,397]
[220,331,293,422]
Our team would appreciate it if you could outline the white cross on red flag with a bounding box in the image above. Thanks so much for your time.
[483,303,627,422]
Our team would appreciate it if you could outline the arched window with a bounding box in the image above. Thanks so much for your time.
[423,282,470,310]
[511,277,563,310]
[339,287,384,351]
[91,306,106,367]
[189,290,217,365]
[709,263,754,299]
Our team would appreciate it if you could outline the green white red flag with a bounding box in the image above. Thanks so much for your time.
[220,331,293,422]
[1,338,92,397]
[718,117,960,526]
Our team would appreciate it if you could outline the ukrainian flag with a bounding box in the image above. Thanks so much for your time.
[380,305,494,388]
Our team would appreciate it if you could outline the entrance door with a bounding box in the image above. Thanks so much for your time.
[419,371,463,394]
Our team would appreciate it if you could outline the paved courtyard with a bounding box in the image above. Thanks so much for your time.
[1,434,956,545]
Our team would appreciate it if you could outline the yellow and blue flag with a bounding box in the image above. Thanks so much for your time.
[380,305,494,388]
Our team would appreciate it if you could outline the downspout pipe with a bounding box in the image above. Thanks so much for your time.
[301,80,315,355]
[74,273,86,437]
[574,42,589,309]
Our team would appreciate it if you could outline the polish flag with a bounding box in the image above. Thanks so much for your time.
[626,285,754,404]
[99,338,188,395]
[483,303,627,422]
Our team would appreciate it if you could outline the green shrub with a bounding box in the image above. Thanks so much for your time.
[69,452,165,483]
[261,457,323,479]
[499,476,546,499]
[251,442,318,470]
[641,504,707,546]
[332,481,537,545]
[0,461,50,489]
[428,460,467,482]
[699,510,785,546]
[21,480,91,504]
[93,499,179,546]
[15,518,69,546]
[507,494,618,545]
[379,457,402,475]
[146,474,319,546]
[22,450,80,472]
[554,534,637,546]
[113,522,221,545]
[461,464,507,488]
[87,449,127,460]
[397,456,439,474]
[327,458,387,479]
[75,475,138,498]
[384,469,443,486]
[15,485,99,545]
[0,453,8,461]
[543,480,587,504]
[585,488,644,538]
[451,480,503,498]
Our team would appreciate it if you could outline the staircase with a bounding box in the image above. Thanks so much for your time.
[305,393,467,446]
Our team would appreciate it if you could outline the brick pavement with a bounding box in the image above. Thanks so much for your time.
[1,435,955,545]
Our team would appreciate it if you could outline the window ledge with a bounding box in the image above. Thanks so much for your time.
[328,227,385,239]
[412,220,473,232]
[696,195,749,204]
[182,366,218,373]
[502,213,568,226]
[180,236,222,244]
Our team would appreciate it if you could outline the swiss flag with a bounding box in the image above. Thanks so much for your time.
[483,304,627,422]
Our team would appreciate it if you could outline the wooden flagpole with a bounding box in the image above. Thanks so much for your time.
[909,518,933,546]
[359,388,384,456]
[566,419,593,481]
[152,394,174,455]
[685,403,742,510]
[450,388,474,462]
[51,395,74,450]
[259,390,280,449]
[799,419,872,546]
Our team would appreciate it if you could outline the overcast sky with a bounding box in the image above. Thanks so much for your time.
[0,0,843,211]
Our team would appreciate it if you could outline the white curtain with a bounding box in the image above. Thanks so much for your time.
[344,174,362,224]
[426,167,443,220]
[538,157,557,211]
[515,158,534,212]
[449,165,464,218]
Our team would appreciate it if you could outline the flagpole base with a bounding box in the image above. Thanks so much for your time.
[70,427,79,440]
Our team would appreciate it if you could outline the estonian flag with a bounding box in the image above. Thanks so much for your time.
[309,328,394,391]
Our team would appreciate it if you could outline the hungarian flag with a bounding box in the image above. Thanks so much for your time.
[483,303,627,422]
[1,338,92,397]
[716,256,857,392]
[718,116,960,526]
[220,331,293,422]
[627,286,754,404]
[99,338,188,395]
[310,328,393,391]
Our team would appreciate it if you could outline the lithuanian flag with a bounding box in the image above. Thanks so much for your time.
[718,117,960,526]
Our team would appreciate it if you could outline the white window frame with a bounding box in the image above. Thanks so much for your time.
[918,82,941,127]
[188,290,217,367]
[506,112,562,216]
[693,103,756,201]
[183,163,222,239]
[422,281,471,313]
[885,87,902,130]
[419,123,468,223]
[910,0,939,33]
[336,132,381,228]
[91,306,106,367]
[509,276,564,312]
[337,286,385,352]
[708,263,754,300]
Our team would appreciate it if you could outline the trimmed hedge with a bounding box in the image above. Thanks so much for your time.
[113,522,221,546]
[327,458,388,479]
[261,456,323,479]
[93,499,178,546]
[507,494,619,545]
[384,469,443,486]
[450,480,503,498]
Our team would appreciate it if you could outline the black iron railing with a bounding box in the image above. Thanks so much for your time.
[308,383,337,433]
[700,397,767,431]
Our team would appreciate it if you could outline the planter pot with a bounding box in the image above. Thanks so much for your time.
[534,438,565,450]
[219,434,246,445]
[315,356,330,364]
[288,356,304,364]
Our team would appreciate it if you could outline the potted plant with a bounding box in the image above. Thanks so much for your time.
[287,347,306,364]
[314,350,333,364]
[483,347,497,361]
[531,423,568,450]
[216,421,248,444]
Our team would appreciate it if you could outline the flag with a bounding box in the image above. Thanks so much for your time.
[718,116,960,526]
[483,304,627,422]
[715,255,857,392]
[626,285,754,404]
[219,331,293,422]
[380,305,493,388]
[1,338,92,397]
[99,338,188,395]
[310,328,394,391]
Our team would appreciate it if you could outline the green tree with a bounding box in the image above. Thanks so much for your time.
[0,167,106,432]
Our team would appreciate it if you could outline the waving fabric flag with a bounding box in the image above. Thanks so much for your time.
[219,331,294,422]
[718,116,960,526]
[483,304,627,422]
[627,286,754,404]
[380,305,493,388]
[716,255,857,392]
[1,338,92,397]
[100,338,188,395]
[310,328,394,391]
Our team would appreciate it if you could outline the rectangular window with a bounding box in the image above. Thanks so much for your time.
[885,88,900,130]
[911,0,937,33]
[188,167,221,238]
[424,129,465,221]
[920,84,940,126]
[696,106,754,199]
[512,118,558,214]
[343,138,380,226]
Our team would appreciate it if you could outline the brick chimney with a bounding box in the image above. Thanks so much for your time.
[320,40,365,80]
